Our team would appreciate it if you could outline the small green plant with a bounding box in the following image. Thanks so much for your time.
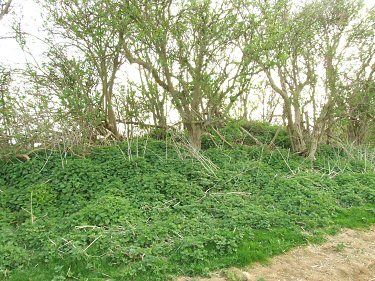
[335,243,346,252]
[226,273,242,281]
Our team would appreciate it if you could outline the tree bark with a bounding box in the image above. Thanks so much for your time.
[307,101,331,160]
[282,96,307,154]
[102,77,119,139]
[186,122,203,150]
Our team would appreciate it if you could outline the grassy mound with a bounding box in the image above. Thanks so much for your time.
[202,120,291,149]
[1,138,374,280]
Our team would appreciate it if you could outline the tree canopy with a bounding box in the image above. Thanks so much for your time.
[0,0,374,158]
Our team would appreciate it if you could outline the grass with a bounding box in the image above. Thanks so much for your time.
[333,207,375,228]
[7,207,374,281]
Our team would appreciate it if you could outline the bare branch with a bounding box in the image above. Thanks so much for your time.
[0,0,12,21]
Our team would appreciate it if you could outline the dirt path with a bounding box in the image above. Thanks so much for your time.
[178,227,375,281]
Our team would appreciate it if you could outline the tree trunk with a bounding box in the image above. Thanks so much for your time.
[102,78,119,139]
[186,122,203,150]
[308,123,324,160]
[283,97,307,154]
[307,101,331,160]
[288,123,307,153]
[106,102,119,139]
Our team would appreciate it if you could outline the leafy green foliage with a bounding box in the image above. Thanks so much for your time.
[0,137,374,280]
[202,120,291,149]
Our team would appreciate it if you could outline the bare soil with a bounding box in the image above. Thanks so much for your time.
[177,227,375,281]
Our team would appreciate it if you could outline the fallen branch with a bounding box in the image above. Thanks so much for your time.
[212,127,233,148]
[240,127,263,146]
[268,126,282,149]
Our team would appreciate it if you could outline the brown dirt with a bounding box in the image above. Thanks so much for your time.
[177,227,375,281]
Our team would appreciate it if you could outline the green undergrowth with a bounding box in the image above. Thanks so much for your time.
[1,137,374,280]
[202,120,291,149]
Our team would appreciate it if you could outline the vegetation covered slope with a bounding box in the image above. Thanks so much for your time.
[1,135,375,280]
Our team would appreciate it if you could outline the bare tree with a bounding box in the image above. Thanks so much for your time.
[240,0,366,159]
[119,0,248,149]
[40,0,129,139]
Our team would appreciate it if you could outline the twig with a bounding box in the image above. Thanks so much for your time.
[211,192,251,196]
[83,235,102,253]
[268,126,282,149]
[21,193,36,224]
[38,149,54,174]
[199,166,255,201]
[212,127,233,148]
[75,225,100,230]
[240,127,263,145]
[48,238,56,246]
[30,192,34,224]
[275,147,295,174]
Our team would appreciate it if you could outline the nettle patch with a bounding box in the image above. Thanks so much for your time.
[0,139,374,280]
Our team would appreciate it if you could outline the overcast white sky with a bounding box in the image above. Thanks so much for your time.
[0,0,43,67]
[1,0,375,69]
[0,0,141,91]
